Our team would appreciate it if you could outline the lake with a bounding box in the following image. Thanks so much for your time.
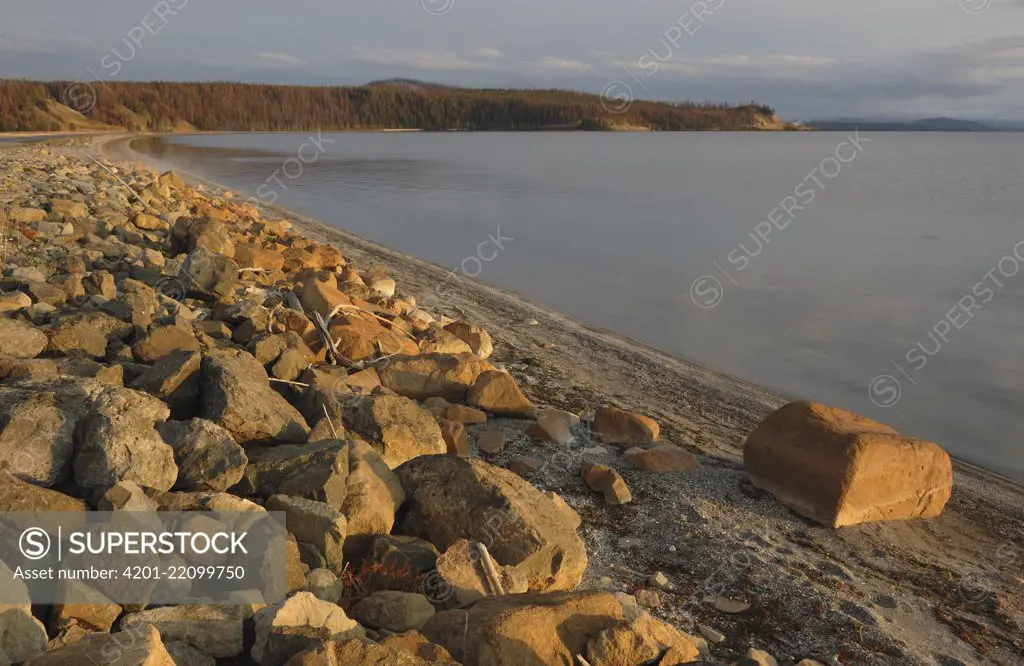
[133,131,1024,481]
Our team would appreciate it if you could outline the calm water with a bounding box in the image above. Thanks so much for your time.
[134,132,1024,481]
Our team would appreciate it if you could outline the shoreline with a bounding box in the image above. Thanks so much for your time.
[4,134,1022,664]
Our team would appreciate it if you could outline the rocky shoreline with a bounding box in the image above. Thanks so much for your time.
[0,136,1020,665]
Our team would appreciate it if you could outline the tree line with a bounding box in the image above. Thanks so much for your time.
[0,80,777,133]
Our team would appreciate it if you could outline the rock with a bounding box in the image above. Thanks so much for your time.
[536,407,580,427]
[235,244,285,271]
[251,592,365,666]
[132,325,201,363]
[271,348,307,382]
[351,591,436,632]
[467,370,535,418]
[234,440,349,507]
[593,406,660,446]
[199,351,310,444]
[743,401,953,527]
[133,213,164,231]
[396,456,586,591]
[710,596,750,614]
[73,385,177,503]
[156,418,247,492]
[0,357,58,382]
[377,353,489,401]
[527,413,574,445]
[476,430,506,455]
[45,319,109,359]
[507,457,541,476]
[305,568,339,602]
[421,591,700,666]
[435,539,529,607]
[9,207,46,223]
[50,581,122,640]
[265,495,347,574]
[423,396,451,419]
[740,648,780,666]
[698,624,726,644]
[0,378,100,486]
[284,638,441,666]
[128,349,201,419]
[343,395,446,468]
[443,321,493,359]
[160,170,185,189]
[49,199,89,218]
[369,535,441,576]
[180,246,238,300]
[418,327,473,355]
[0,470,86,510]
[649,571,671,590]
[438,418,469,456]
[329,314,418,362]
[581,462,632,505]
[120,604,255,658]
[0,291,32,313]
[0,595,47,663]
[24,625,173,665]
[379,631,460,664]
[624,445,701,472]
[0,318,47,358]
[341,440,406,558]
[98,480,159,512]
[445,404,487,425]
[634,588,660,608]
[164,641,216,666]
[297,280,351,318]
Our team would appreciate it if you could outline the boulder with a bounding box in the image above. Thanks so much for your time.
[379,631,460,664]
[235,244,285,271]
[418,327,473,355]
[435,539,528,608]
[50,581,121,640]
[369,535,441,576]
[0,568,48,664]
[624,445,701,472]
[74,385,177,502]
[119,604,256,659]
[377,353,489,401]
[164,641,216,666]
[343,395,446,468]
[341,440,406,558]
[45,320,109,359]
[199,351,310,444]
[180,246,238,300]
[421,592,701,666]
[132,325,201,363]
[265,495,347,574]
[743,401,953,527]
[0,291,32,313]
[24,625,173,666]
[297,280,350,318]
[127,349,201,419]
[252,592,365,666]
[396,456,586,591]
[438,418,469,456]
[477,430,506,455]
[351,591,436,632]
[0,470,86,511]
[467,370,535,418]
[235,440,349,507]
[581,462,632,505]
[446,404,487,425]
[0,318,47,359]
[527,413,574,445]
[593,406,660,446]
[329,314,418,362]
[156,418,248,492]
[98,480,158,512]
[284,638,440,666]
[443,321,494,359]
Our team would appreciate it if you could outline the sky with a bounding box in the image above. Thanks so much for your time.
[3,0,1024,119]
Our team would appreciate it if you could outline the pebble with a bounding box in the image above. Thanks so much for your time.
[634,588,660,608]
[698,624,726,644]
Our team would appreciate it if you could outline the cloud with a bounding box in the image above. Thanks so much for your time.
[527,56,591,73]
[475,47,503,59]
[257,51,305,67]
[350,47,498,72]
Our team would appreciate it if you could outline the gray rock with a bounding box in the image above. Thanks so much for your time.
[120,604,256,659]
[181,246,237,300]
[156,418,247,492]
[251,592,364,666]
[265,495,347,575]
[232,440,348,506]
[199,351,310,444]
[342,394,446,468]
[128,349,201,419]
[0,318,47,359]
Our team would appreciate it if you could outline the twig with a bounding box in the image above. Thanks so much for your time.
[477,542,506,596]
[268,378,309,388]
[321,405,340,439]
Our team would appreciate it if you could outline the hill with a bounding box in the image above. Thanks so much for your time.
[806,116,1003,132]
[0,80,785,133]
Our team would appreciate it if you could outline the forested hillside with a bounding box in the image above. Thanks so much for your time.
[0,80,781,132]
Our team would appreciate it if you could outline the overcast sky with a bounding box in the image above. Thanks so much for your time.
[3,0,1024,119]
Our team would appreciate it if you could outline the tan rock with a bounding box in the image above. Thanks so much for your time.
[435,538,528,608]
[418,327,473,355]
[438,418,469,456]
[581,462,632,505]
[744,401,953,527]
[351,591,436,632]
[235,244,285,271]
[252,592,365,666]
[442,321,493,359]
[423,396,451,419]
[132,325,201,363]
[593,406,660,446]
[467,370,534,418]
[0,291,32,313]
[0,318,48,359]
[297,280,350,317]
[24,625,173,665]
[343,395,447,468]
[476,430,506,455]
[49,199,88,218]
[284,638,441,666]
[0,471,86,511]
[341,440,406,558]
[329,314,417,362]
[379,631,460,664]
[624,445,701,472]
[586,612,701,665]
[378,353,490,401]
[445,404,487,425]
[527,413,574,444]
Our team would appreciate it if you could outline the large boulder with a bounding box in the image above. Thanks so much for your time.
[233,440,349,507]
[0,378,102,486]
[24,625,174,665]
[156,418,248,492]
[284,638,440,666]
[0,318,47,359]
[265,495,347,574]
[74,385,178,503]
[0,470,86,511]
[592,406,660,446]
[396,456,586,591]
[341,440,406,558]
[199,351,310,444]
[743,401,953,527]
[45,320,109,359]
[180,246,238,300]
[421,592,701,666]
[343,395,446,468]
[329,314,418,362]
[467,370,534,418]
[132,325,201,364]
[0,560,48,664]
[252,592,365,666]
[119,604,256,659]
[443,321,493,359]
[377,353,489,401]
[351,591,435,632]
[128,349,201,419]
